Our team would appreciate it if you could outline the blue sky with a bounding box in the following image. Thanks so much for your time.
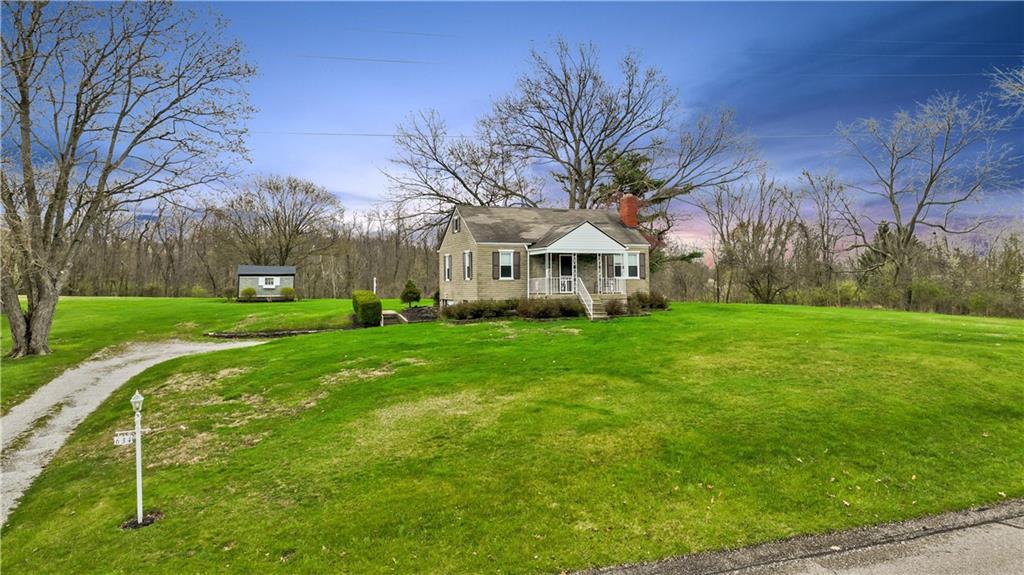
[211,1,1022,237]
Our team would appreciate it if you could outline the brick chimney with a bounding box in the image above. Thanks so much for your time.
[618,193,639,228]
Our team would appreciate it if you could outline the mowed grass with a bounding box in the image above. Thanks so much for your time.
[2,302,1022,574]
[0,296,413,413]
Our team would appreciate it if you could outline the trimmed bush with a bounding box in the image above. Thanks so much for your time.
[442,298,586,321]
[431,290,440,307]
[280,287,297,301]
[400,280,422,308]
[240,287,257,302]
[605,299,626,316]
[627,291,669,312]
[352,290,382,327]
[441,300,517,321]
[515,298,584,319]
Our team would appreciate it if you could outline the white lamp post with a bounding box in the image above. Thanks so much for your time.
[130,390,144,524]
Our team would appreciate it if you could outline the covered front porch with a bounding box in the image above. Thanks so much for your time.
[527,252,625,297]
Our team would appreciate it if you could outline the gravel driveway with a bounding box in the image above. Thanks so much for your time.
[1,339,263,524]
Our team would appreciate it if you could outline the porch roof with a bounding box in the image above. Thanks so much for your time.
[528,221,628,254]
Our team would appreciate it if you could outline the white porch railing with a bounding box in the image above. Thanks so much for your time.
[529,276,576,295]
[597,278,624,294]
[576,276,594,319]
[530,276,623,296]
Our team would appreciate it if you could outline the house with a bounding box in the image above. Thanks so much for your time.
[437,194,652,319]
[236,265,296,300]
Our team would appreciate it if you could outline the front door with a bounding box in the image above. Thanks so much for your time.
[559,254,574,293]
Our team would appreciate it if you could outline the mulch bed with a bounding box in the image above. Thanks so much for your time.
[204,327,353,339]
[399,306,439,323]
[120,510,164,530]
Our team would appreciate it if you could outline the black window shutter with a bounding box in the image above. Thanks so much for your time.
[640,253,647,279]
[468,252,473,279]
[513,251,521,279]
[492,251,499,279]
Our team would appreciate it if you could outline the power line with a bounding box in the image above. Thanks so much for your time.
[750,51,1023,59]
[791,72,996,78]
[850,39,1024,47]
[293,55,440,65]
[337,26,457,39]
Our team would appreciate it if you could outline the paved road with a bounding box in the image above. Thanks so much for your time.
[589,500,1024,575]
[0,339,262,524]
[731,517,1024,575]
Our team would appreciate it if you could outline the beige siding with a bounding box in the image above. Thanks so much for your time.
[437,211,479,303]
[623,246,651,296]
[475,245,527,300]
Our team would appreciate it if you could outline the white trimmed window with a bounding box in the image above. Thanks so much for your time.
[611,254,640,278]
[453,215,461,233]
[626,253,640,278]
[444,254,452,281]
[463,250,472,280]
[261,276,278,288]
[499,251,514,279]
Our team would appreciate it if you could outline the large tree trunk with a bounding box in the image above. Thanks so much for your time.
[26,286,58,355]
[2,274,29,358]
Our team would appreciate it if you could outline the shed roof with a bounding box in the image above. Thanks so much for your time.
[455,205,648,247]
[237,265,296,276]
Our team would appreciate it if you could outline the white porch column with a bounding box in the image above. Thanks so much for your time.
[526,252,531,299]
[597,254,603,294]
[545,253,551,294]
[572,253,578,292]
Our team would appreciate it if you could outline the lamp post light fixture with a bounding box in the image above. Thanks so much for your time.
[131,390,144,524]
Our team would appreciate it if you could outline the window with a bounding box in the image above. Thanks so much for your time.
[444,254,452,281]
[261,276,277,288]
[627,253,640,278]
[453,215,460,233]
[463,251,473,280]
[612,254,624,278]
[499,251,513,279]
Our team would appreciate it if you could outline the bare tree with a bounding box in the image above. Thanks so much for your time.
[688,182,744,303]
[593,109,760,244]
[384,110,542,234]
[793,170,850,288]
[1,1,254,356]
[486,39,676,209]
[212,175,343,266]
[728,175,799,304]
[991,65,1024,116]
[836,93,1014,308]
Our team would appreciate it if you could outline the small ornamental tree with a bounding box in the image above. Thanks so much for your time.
[400,280,422,308]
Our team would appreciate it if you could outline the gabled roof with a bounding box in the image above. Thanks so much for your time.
[237,265,296,276]
[455,205,648,247]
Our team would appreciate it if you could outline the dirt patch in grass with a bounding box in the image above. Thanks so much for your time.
[321,367,394,384]
[151,432,216,466]
[319,357,430,385]
[175,321,199,330]
[349,390,519,461]
[155,367,251,396]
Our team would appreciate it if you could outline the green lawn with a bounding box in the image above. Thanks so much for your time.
[0,296,413,413]
[2,301,1022,574]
